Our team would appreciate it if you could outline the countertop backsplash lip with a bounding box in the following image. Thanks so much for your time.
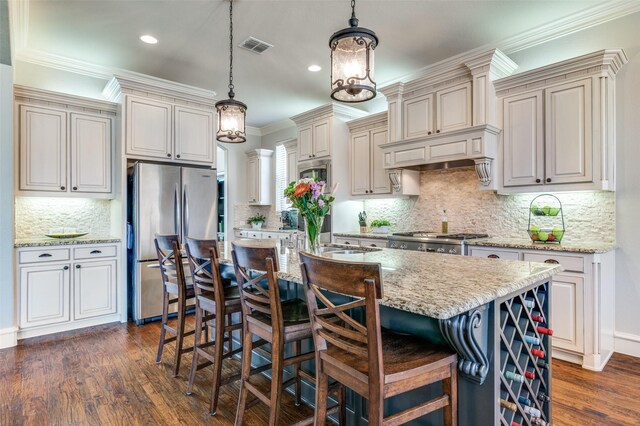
[467,237,615,254]
[15,235,122,248]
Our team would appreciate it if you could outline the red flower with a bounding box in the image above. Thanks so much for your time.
[293,183,310,198]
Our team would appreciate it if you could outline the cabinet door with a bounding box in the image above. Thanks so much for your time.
[247,156,259,204]
[502,91,544,187]
[174,105,215,165]
[551,274,584,353]
[313,118,331,159]
[19,105,67,192]
[351,131,371,195]
[74,260,117,320]
[370,127,391,194]
[545,78,593,185]
[20,264,70,328]
[125,96,173,159]
[468,247,521,260]
[70,113,112,193]
[403,94,434,139]
[297,125,313,161]
[435,82,471,133]
[286,147,298,185]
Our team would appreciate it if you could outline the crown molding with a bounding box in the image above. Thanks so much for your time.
[245,126,262,136]
[7,0,29,58]
[464,49,518,80]
[16,48,113,80]
[14,84,118,113]
[289,102,368,125]
[346,111,387,132]
[103,73,217,106]
[259,118,295,137]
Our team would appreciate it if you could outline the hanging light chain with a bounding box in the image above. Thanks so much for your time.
[349,0,358,27]
[228,0,235,97]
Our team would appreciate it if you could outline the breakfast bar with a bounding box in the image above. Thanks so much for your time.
[217,241,561,425]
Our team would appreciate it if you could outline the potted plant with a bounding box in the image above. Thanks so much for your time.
[370,219,391,234]
[358,211,368,233]
[247,213,266,230]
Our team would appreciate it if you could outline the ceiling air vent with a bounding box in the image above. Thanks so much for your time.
[239,36,273,54]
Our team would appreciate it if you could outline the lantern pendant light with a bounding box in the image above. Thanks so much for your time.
[215,0,247,143]
[329,0,378,103]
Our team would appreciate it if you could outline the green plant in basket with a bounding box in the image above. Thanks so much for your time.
[370,219,391,227]
[247,214,266,225]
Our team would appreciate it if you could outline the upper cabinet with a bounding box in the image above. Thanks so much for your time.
[124,95,215,165]
[246,149,273,206]
[15,87,115,198]
[496,49,627,193]
[104,74,217,168]
[348,113,391,196]
[295,117,331,161]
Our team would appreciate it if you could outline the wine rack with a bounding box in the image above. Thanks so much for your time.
[498,283,552,426]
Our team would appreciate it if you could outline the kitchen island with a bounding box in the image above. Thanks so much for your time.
[217,240,561,425]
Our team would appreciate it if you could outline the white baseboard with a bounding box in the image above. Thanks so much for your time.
[614,331,640,358]
[0,327,18,349]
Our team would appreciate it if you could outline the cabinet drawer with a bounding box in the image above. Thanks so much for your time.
[469,247,520,260]
[248,231,262,239]
[523,252,584,273]
[19,248,70,264]
[74,245,117,260]
[262,232,287,240]
[333,237,360,246]
[359,238,386,248]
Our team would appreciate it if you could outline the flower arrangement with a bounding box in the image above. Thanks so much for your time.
[284,178,336,253]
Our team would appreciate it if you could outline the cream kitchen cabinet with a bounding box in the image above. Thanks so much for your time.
[125,95,215,166]
[402,81,471,139]
[17,101,113,196]
[246,149,273,205]
[297,117,331,161]
[469,244,615,371]
[332,236,388,248]
[496,49,627,193]
[17,244,120,339]
[348,112,391,196]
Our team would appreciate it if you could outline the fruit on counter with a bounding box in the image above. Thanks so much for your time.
[552,227,564,238]
[548,207,560,216]
[547,234,556,241]
[530,204,539,213]
[530,225,541,232]
[542,206,551,215]
[537,231,549,242]
[530,232,539,241]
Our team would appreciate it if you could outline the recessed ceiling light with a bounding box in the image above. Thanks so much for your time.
[308,65,322,72]
[140,35,158,44]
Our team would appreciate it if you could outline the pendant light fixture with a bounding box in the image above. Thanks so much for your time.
[329,0,378,103]
[215,0,247,143]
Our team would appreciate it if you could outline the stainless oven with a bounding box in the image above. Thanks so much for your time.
[298,159,331,189]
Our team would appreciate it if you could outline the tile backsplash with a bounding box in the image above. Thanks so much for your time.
[15,197,112,238]
[234,204,281,229]
[363,168,615,242]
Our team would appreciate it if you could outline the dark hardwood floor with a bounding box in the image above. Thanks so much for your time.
[1,320,638,425]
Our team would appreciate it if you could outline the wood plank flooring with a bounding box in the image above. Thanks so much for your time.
[1,321,638,425]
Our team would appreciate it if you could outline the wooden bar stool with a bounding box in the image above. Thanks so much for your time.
[231,242,318,426]
[299,251,459,426]
[184,238,244,415]
[154,234,199,377]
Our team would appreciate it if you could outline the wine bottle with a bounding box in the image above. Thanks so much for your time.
[524,370,535,380]
[537,326,554,335]
[518,396,532,406]
[537,392,551,402]
[505,371,525,383]
[524,335,541,346]
[500,399,517,411]
[531,349,545,358]
[511,423,522,426]
[531,418,549,426]
[523,298,535,309]
[523,405,542,418]
[531,314,545,322]
[537,359,550,369]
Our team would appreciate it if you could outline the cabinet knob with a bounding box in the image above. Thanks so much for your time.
[72,186,78,191]
[63,266,69,270]
[176,155,181,159]
[371,244,377,247]
[436,129,441,133]
[488,254,500,259]
[167,153,171,158]
[76,264,81,269]
[544,259,560,264]
[535,179,541,183]
[60,186,66,190]
[428,131,432,135]
[546,178,551,183]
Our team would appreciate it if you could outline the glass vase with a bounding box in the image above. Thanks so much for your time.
[303,215,324,255]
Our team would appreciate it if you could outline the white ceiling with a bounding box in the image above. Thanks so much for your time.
[14,0,635,127]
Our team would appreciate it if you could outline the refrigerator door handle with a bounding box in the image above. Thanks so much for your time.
[183,185,189,239]
[174,184,180,236]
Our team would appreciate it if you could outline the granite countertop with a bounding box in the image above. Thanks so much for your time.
[217,240,561,320]
[333,232,391,240]
[15,235,122,248]
[467,237,615,254]
[234,227,299,233]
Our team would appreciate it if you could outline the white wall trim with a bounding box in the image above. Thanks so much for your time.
[614,331,640,358]
[17,47,113,80]
[7,0,28,57]
[0,327,17,349]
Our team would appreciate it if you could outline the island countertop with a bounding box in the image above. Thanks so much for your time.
[218,240,561,320]
[15,235,122,248]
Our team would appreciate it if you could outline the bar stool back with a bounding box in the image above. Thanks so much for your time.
[184,238,243,415]
[299,251,459,426]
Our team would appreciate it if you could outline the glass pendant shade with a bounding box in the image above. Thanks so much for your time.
[215,98,247,143]
[329,14,378,102]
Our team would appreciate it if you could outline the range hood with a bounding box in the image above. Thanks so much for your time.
[379,124,500,186]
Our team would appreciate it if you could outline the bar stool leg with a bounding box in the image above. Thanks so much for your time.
[156,291,169,364]
[209,313,226,415]
[368,389,384,426]
[314,369,329,426]
[443,363,458,426]
[235,327,254,426]
[269,342,284,426]
[173,296,186,377]
[293,340,302,406]
[339,384,346,425]
[186,306,204,395]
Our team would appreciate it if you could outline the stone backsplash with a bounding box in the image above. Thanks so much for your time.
[234,204,282,229]
[363,168,615,242]
[15,197,112,238]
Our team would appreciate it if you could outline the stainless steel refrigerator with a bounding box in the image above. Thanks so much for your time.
[127,162,217,324]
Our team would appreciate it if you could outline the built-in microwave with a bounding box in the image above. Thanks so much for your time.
[298,159,331,189]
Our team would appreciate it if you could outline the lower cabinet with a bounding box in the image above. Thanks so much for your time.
[468,245,614,371]
[17,244,119,338]
[332,236,388,248]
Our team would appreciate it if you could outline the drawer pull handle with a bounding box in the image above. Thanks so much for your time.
[488,254,500,259]
[76,265,81,269]
[63,266,69,270]
[371,244,377,247]
[544,259,560,264]
[38,253,53,258]
[90,250,102,254]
